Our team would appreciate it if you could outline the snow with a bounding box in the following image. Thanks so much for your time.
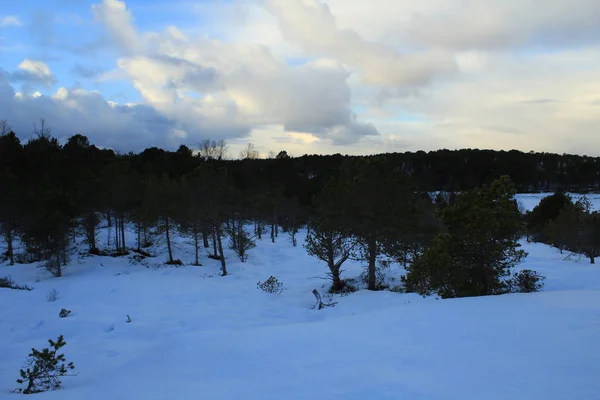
[1,195,600,399]
[515,192,600,212]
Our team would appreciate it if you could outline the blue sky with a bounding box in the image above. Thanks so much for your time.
[1,0,600,156]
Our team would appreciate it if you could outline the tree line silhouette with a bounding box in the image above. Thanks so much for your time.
[1,120,599,297]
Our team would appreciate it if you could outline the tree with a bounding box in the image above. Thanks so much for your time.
[20,135,76,276]
[145,174,183,264]
[305,217,356,292]
[0,119,11,135]
[197,139,228,161]
[240,142,260,160]
[15,335,76,394]
[177,174,209,266]
[526,191,573,242]
[0,131,23,265]
[194,164,235,275]
[546,197,600,263]
[338,157,423,290]
[404,176,527,298]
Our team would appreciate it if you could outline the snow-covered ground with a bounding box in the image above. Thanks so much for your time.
[516,192,600,212]
[1,195,600,399]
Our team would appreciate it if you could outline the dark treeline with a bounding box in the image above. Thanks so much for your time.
[306,149,600,193]
[1,121,598,297]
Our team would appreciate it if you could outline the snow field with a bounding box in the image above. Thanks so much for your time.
[0,194,599,399]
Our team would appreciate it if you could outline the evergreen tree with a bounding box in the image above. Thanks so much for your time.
[0,131,23,265]
[404,176,527,298]
[338,157,422,290]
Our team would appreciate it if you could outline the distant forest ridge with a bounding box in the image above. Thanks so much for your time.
[2,126,599,193]
[300,149,600,193]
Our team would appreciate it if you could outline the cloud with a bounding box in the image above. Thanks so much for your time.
[90,0,377,145]
[6,60,57,90]
[261,0,456,88]
[70,63,106,79]
[0,15,22,27]
[0,78,250,151]
[3,0,600,156]
[92,0,142,54]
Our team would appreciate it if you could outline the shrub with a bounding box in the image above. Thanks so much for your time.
[0,275,33,291]
[328,279,357,294]
[165,259,183,266]
[58,309,71,318]
[508,269,546,293]
[14,335,77,394]
[257,276,284,294]
[46,289,59,302]
[404,177,527,299]
[228,222,256,262]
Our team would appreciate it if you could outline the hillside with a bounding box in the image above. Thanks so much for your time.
[1,195,599,399]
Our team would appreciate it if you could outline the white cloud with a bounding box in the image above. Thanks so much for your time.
[2,0,600,156]
[92,0,142,54]
[0,15,22,27]
[17,59,52,79]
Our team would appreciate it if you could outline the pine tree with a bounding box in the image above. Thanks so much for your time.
[405,176,527,298]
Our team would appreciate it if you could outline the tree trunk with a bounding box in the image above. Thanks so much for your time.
[165,216,174,263]
[367,239,377,291]
[331,268,342,291]
[215,224,227,276]
[114,222,120,252]
[194,228,201,266]
[85,212,97,252]
[136,218,142,251]
[202,227,210,248]
[591,256,596,264]
[120,214,126,251]
[5,228,14,265]
[271,223,276,243]
[212,229,218,257]
[54,251,62,277]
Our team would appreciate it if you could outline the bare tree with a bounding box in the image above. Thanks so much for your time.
[0,119,11,136]
[240,142,260,160]
[33,118,52,139]
[197,139,228,161]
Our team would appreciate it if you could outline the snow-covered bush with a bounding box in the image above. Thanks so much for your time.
[0,275,33,291]
[14,335,77,394]
[58,309,71,318]
[508,269,545,293]
[257,276,284,294]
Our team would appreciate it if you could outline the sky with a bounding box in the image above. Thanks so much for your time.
[1,0,600,157]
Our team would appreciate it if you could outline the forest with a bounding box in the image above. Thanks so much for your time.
[1,120,599,298]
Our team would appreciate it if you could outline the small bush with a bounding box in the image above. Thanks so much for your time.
[110,250,130,257]
[508,269,546,293]
[328,279,358,294]
[132,248,153,258]
[14,335,76,394]
[58,309,71,318]
[15,253,40,264]
[0,275,33,291]
[257,276,284,294]
[46,289,59,302]
[89,247,103,256]
[165,259,183,266]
